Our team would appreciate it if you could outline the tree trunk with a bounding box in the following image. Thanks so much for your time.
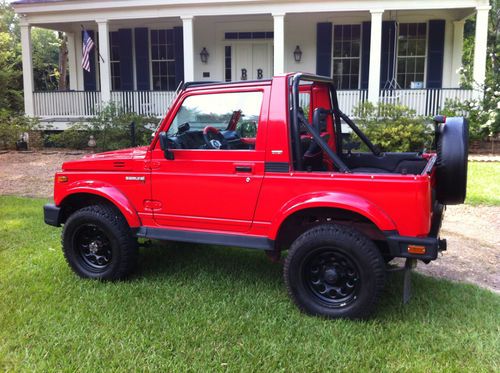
[58,32,68,91]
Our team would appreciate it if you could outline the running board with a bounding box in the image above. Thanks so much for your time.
[134,227,274,251]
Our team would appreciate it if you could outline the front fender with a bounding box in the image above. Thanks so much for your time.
[269,191,397,239]
[56,180,141,227]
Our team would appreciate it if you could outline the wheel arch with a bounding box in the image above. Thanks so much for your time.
[271,193,397,249]
[57,188,141,228]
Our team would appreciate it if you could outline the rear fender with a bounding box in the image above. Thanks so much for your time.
[270,192,397,239]
[57,180,141,227]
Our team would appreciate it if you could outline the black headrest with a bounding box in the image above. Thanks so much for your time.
[312,108,330,132]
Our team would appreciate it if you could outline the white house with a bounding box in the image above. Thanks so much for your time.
[13,0,491,126]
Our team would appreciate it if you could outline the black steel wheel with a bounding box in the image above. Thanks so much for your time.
[303,248,360,308]
[62,204,138,280]
[73,224,113,271]
[284,224,385,319]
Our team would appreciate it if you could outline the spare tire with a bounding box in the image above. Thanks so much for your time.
[435,117,469,205]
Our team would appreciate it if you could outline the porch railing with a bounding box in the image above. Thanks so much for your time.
[33,88,473,120]
[34,91,102,117]
[379,88,474,116]
[338,90,368,116]
[111,91,177,117]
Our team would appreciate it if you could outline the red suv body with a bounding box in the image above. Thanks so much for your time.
[44,73,468,318]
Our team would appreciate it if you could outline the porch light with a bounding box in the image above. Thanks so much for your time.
[200,47,209,63]
[293,45,302,63]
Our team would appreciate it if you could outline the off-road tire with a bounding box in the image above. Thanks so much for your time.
[284,224,386,319]
[62,204,138,280]
[435,117,469,205]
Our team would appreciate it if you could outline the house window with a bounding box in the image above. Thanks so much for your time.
[110,32,121,90]
[332,25,361,90]
[224,32,273,40]
[397,23,427,89]
[151,29,176,91]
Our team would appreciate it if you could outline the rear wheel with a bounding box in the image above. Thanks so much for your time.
[62,205,138,280]
[284,224,385,319]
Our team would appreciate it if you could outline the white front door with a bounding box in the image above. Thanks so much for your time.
[234,43,272,81]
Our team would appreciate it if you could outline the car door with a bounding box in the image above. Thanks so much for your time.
[150,88,269,233]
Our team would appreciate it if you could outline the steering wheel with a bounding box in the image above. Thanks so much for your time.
[203,126,228,149]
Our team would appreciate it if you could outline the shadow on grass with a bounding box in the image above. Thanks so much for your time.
[137,241,281,285]
[135,241,499,322]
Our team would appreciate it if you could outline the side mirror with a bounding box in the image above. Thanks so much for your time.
[159,132,175,160]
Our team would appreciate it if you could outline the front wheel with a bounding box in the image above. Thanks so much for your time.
[62,205,138,280]
[284,224,386,319]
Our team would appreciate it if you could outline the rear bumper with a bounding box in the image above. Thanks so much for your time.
[386,235,446,261]
[385,203,446,261]
[43,203,61,227]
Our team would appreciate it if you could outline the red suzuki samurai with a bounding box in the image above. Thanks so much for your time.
[44,73,468,319]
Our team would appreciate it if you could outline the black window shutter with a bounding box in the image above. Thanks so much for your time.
[173,26,184,86]
[83,30,97,91]
[316,23,332,77]
[361,22,371,89]
[380,21,396,88]
[134,28,150,91]
[118,29,134,91]
[426,20,446,88]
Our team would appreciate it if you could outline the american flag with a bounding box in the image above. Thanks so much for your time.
[81,30,95,72]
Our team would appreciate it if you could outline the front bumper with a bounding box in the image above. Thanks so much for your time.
[385,203,446,261]
[44,204,61,227]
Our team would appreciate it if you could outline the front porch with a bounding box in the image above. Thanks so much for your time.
[14,0,490,123]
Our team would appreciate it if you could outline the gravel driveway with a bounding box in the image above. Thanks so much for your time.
[0,150,498,293]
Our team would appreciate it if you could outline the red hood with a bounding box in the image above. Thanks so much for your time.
[62,146,149,171]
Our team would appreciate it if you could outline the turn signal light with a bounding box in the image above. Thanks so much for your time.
[408,245,426,255]
[57,176,68,183]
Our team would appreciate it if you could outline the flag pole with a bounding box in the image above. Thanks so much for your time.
[80,24,105,63]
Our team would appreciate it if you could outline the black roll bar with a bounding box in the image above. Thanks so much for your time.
[291,73,350,173]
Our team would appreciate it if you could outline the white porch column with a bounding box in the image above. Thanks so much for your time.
[450,20,465,87]
[368,10,384,104]
[75,30,84,90]
[473,6,490,93]
[181,16,195,82]
[273,13,285,75]
[20,23,34,116]
[97,19,111,102]
[66,32,78,90]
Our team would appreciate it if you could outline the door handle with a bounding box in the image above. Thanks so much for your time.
[235,165,253,173]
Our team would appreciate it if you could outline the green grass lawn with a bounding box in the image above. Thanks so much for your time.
[0,196,499,372]
[466,162,500,205]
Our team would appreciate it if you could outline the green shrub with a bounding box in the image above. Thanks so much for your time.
[47,123,91,149]
[352,102,433,152]
[48,103,160,151]
[441,96,499,140]
[0,113,40,150]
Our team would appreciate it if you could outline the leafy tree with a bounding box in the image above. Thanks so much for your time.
[0,0,62,115]
[456,1,500,138]
[31,27,61,91]
[0,0,23,114]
